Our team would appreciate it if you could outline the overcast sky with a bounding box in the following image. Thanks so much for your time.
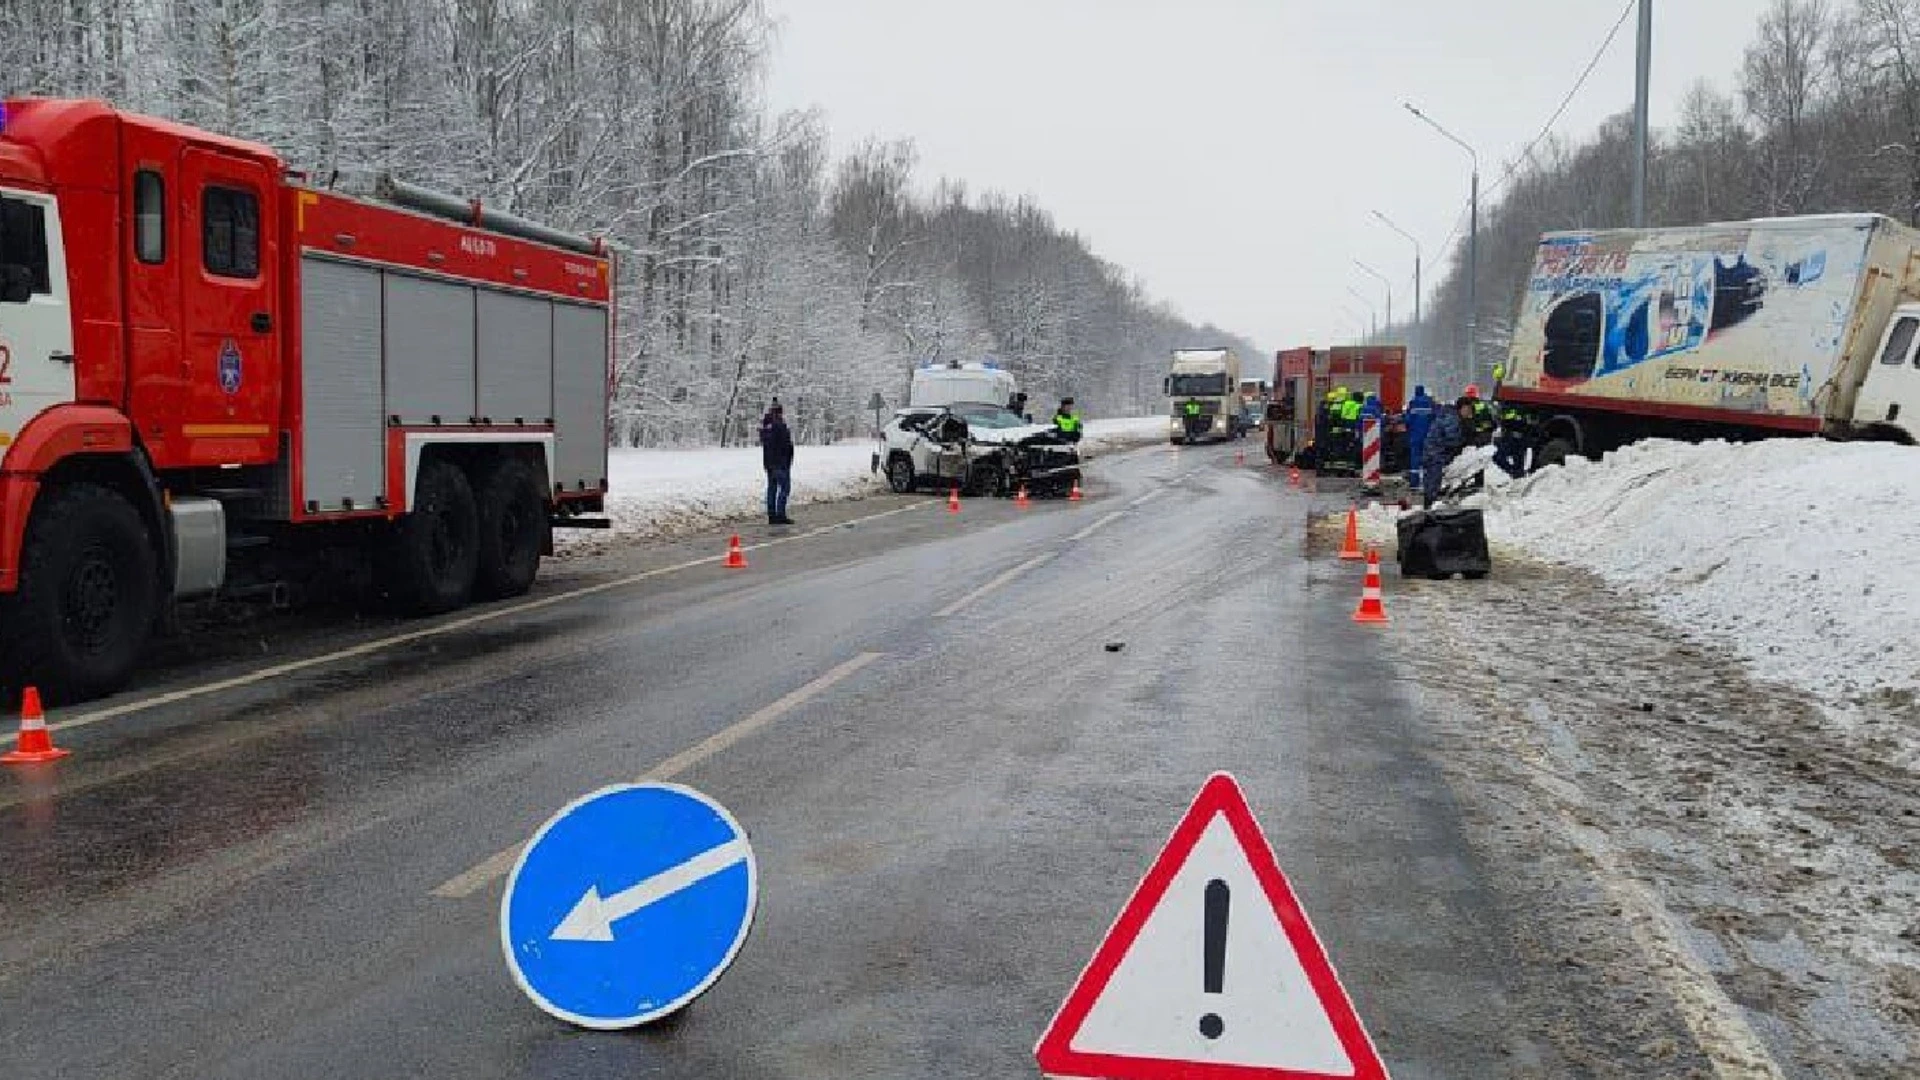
[761,0,1760,355]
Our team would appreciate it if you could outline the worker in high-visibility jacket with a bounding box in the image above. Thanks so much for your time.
[1054,397,1084,442]
[1334,391,1364,472]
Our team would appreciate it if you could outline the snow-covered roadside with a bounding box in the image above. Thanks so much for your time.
[1358,437,1920,713]
[557,416,1167,550]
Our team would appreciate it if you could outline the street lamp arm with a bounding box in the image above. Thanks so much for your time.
[1403,102,1479,169]
[1370,210,1421,258]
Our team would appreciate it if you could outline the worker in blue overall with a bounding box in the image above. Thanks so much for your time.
[1403,384,1436,488]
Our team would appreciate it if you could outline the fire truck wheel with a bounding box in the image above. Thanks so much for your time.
[5,483,159,704]
[474,458,548,600]
[385,459,480,615]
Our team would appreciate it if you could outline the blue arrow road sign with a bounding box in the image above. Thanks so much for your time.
[500,783,758,1029]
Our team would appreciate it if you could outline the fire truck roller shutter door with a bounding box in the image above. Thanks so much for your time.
[552,302,608,493]
[383,274,478,426]
[476,290,553,426]
[299,257,386,512]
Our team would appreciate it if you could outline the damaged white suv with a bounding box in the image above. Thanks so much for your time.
[879,402,1082,498]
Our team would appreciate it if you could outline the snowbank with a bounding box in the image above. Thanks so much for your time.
[561,416,1165,548]
[1410,438,1920,708]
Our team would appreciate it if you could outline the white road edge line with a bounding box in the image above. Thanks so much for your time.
[1067,511,1126,542]
[932,553,1055,619]
[1128,490,1162,509]
[49,506,925,736]
[431,651,883,900]
[1560,813,1788,1079]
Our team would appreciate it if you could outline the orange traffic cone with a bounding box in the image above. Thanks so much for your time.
[2,688,68,764]
[1015,486,1031,508]
[1235,449,1246,466]
[1069,481,1084,502]
[1288,465,1301,488]
[724,534,748,569]
[1337,508,1364,561]
[947,488,962,514]
[1353,549,1390,624]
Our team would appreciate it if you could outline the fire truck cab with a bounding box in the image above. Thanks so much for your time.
[0,99,612,702]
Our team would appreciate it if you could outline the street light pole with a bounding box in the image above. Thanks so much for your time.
[1405,102,1481,388]
[1354,260,1393,338]
[1372,211,1422,380]
[1632,0,1653,226]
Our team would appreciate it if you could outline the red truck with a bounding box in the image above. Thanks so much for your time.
[1266,346,1408,463]
[0,99,612,701]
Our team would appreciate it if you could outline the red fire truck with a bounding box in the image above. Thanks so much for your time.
[1266,346,1407,463]
[0,99,612,702]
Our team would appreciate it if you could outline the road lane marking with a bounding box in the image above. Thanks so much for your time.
[1558,811,1787,1078]
[1129,490,1162,509]
[932,553,1055,618]
[1067,511,1125,542]
[49,506,925,736]
[431,651,883,900]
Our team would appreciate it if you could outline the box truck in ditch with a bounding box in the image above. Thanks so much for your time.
[1503,214,1920,466]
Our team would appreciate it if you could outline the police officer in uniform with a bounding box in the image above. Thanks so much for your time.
[1054,397,1084,442]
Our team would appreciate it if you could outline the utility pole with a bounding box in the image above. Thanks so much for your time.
[1632,0,1652,226]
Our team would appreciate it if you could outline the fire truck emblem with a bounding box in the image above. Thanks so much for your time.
[217,339,243,394]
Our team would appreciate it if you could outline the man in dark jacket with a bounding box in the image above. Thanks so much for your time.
[760,401,795,525]
[1421,398,1471,508]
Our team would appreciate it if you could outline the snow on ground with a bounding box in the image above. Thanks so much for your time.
[559,416,1167,549]
[1364,437,1920,711]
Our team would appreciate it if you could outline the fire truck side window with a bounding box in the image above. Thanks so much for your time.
[201,185,259,279]
[134,170,165,264]
[0,195,51,298]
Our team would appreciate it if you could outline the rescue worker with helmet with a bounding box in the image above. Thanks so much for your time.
[1335,389,1364,472]
[1462,383,1496,447]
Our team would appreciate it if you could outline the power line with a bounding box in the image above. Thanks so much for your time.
[1423,0,1637,281]
[1489,0,1639,199]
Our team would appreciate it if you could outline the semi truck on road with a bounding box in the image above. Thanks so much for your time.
[1166,348,1243,443]
[0,99,612,701]
[1504,213,1920,466]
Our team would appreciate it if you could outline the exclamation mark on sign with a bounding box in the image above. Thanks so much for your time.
[1199,878,1229,1040]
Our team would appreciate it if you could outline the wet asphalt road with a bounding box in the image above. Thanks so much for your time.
[0,442,1708,1078]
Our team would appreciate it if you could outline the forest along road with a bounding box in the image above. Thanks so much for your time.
[0,443,1731,1079]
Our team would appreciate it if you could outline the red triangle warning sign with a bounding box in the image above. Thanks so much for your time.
[1035,773,1389,1079]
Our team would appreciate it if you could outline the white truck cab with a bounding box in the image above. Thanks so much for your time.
[1851,303,1920,435]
